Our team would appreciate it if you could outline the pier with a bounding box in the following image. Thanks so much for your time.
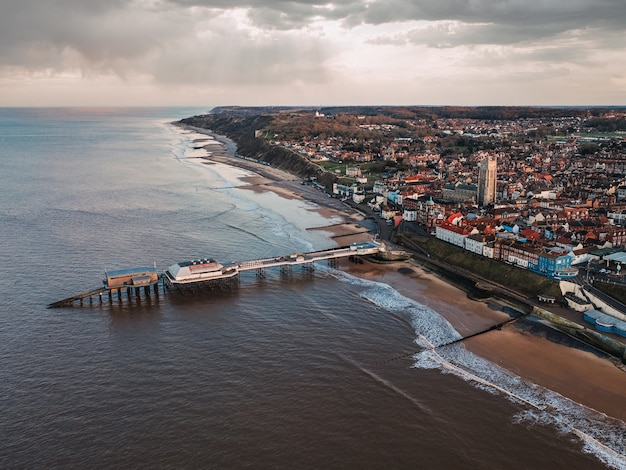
[48,241,382,308]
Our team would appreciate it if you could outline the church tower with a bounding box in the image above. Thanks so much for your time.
[477,154,497,206]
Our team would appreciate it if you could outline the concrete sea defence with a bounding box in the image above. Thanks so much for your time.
[532,306,626,364]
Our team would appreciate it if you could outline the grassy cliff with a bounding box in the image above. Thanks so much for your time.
[179,114,339,188]
[396,233,563,302]
[594,281,626,305]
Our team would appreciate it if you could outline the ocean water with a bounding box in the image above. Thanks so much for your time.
[1,107,624,469]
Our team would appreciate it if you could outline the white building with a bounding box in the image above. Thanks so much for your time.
[403,209,417,222]
[436,223,469,248]
[464,234,487,256]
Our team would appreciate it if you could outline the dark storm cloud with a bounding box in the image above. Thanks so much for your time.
[0,0,334,84]
[0,1,189,71]
[364,1,626,53]
[0,0,623,86]
[165,0,626,40]
[355,0,625,30]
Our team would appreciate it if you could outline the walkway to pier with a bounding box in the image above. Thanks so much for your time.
[236,242,380,272]
[48,283,162,309]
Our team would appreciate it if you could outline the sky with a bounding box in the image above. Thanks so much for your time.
[1,0,625,107]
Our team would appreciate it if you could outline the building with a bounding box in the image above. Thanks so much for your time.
[104,266,159,289]
[477,154,497,206]
[442,182,477,203]
[435,222,470,247]
[332,183,365,203]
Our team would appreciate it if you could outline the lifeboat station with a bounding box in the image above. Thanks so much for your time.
[104,266,160,290]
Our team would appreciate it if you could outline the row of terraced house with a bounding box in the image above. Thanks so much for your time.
[433,221,579,280]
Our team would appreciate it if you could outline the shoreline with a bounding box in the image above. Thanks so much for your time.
[176,122,377,246]
[181,123,626,424]
[337,257,626,423]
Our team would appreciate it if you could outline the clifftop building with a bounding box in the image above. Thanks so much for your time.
[477,154,497,206]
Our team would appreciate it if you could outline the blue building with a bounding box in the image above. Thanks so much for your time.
[534,251,578,279]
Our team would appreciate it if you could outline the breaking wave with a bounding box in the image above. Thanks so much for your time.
[335,270,626,469]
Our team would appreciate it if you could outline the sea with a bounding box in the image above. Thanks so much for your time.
[1,107,624,470]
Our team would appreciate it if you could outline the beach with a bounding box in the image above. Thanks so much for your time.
[188,126,626,425]
[342,258,626,423]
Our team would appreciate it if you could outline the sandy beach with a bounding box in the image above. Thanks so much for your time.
[340,258,626,422]
[191,126,626,424]
[179,123,376,246]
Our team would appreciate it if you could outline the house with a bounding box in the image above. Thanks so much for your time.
[436,222,470,247]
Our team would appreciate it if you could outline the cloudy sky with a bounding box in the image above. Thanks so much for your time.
[1,0,624,106]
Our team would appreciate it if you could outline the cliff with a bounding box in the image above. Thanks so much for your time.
[179,113,339,189]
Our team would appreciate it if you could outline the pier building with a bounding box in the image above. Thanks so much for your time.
[104,266,159,289]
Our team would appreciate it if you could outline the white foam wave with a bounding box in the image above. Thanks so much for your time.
[166,123,337,255]
[333,271,462,348]
[416,339,626,468]
[334,269,626,468]
[168,126,214,160]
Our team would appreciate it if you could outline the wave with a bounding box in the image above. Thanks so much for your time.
[166,125,330,256]
[333,271,462,347]
[334,270,626,469]
[416,345,626,468]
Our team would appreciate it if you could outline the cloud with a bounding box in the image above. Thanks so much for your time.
[0,0,624,105]
[0,1,336,87]
[163,0,626,39]
[152,22,333,86]
[0,1,188,72]
[361,1,626,49]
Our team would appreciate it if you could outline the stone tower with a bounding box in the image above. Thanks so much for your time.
[477,154,497,206]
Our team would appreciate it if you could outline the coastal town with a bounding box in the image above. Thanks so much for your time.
[8,1,626,467]
[181,106,626,345]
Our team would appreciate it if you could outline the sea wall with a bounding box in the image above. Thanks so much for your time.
[561,280,626,321]
[560,281,593,312]
[560,281,583,297]
[532,306,626,363]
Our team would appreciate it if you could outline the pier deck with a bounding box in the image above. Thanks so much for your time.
[236,242,380,272]
[48,241,382,308]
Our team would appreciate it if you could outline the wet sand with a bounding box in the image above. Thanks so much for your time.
[466,328,626,422]
[337,258,626,423]
[188,125,626,424]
